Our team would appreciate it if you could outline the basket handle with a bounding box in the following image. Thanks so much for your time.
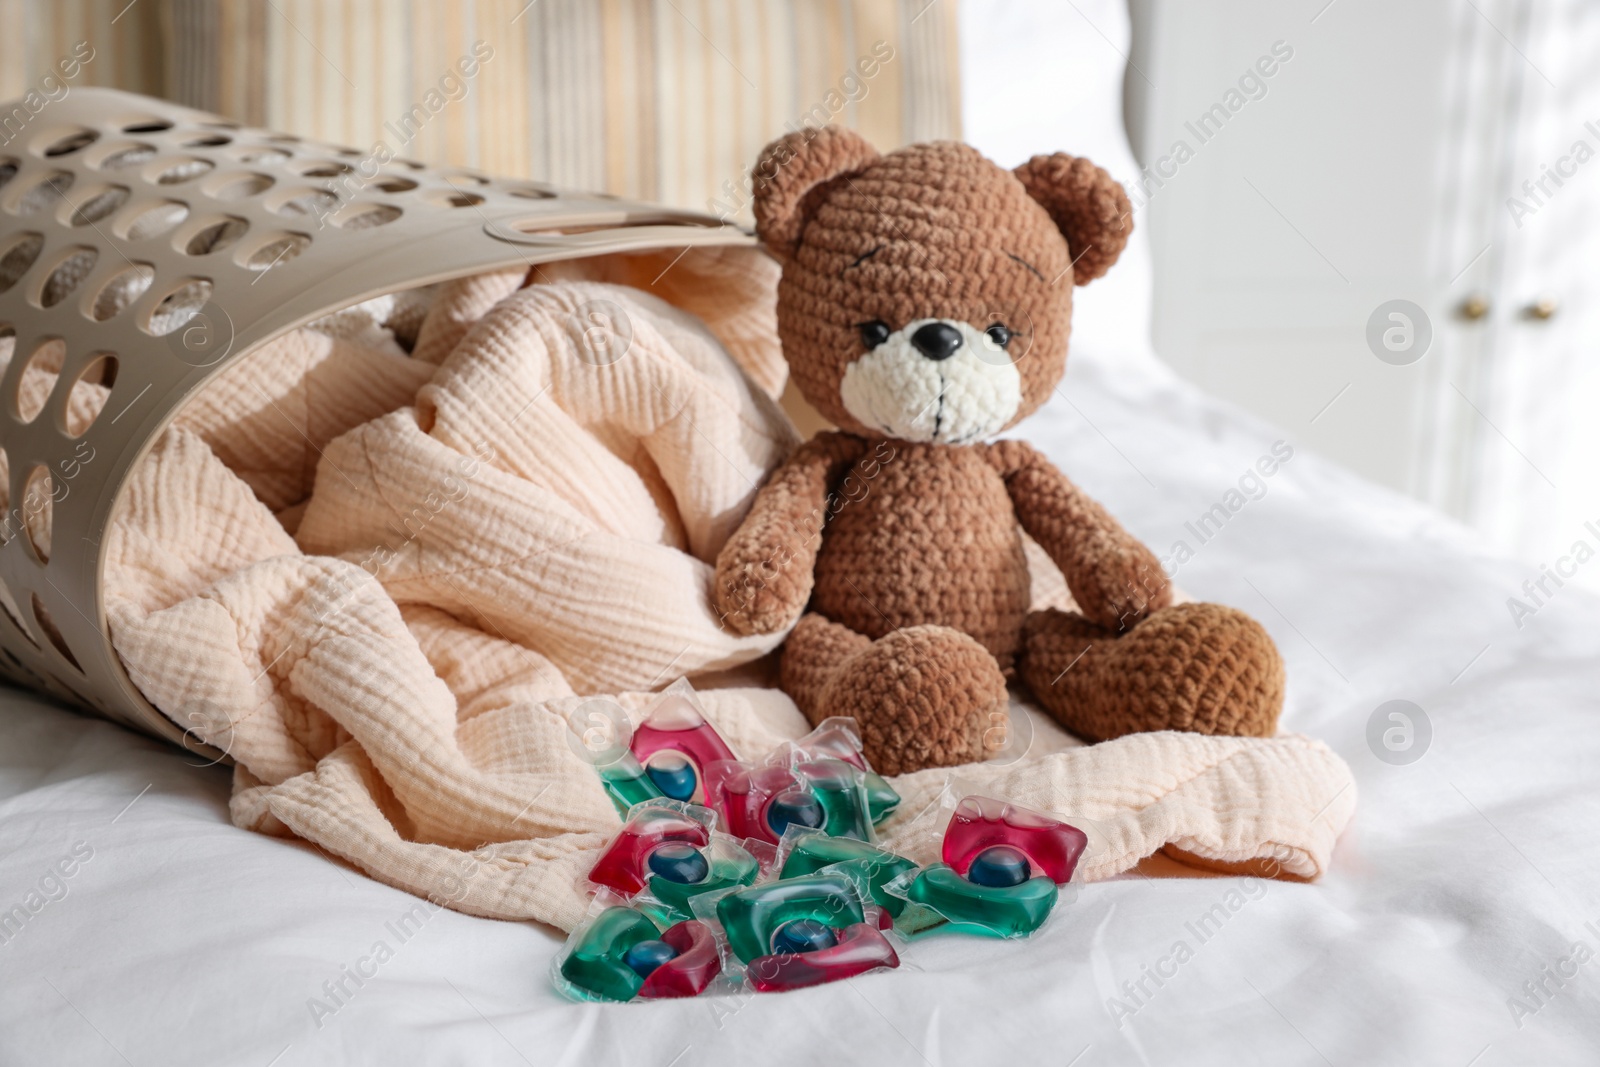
[484,210,749,251]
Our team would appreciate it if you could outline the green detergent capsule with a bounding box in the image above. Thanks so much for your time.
[905,863,1059,938]
[715,873,865,964]
[598,756,664,814]
[645,844,760,923]
[779,834,916,918]
[557,907,661,1002]
[863,772,900,825]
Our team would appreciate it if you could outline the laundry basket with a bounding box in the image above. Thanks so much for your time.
[0,89,753,753]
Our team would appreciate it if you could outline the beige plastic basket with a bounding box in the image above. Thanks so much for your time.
[0,88,751,753]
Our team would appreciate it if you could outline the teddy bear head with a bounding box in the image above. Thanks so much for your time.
[752,128,1132,443]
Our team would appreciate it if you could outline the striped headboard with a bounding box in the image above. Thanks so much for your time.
[2,0,962,221]
[0,0,164,103]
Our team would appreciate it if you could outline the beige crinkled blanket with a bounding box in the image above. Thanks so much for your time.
[13,248,1354,933]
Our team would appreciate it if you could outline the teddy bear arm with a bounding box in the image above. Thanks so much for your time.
[985,440,1172,630]
[712,432,868,636]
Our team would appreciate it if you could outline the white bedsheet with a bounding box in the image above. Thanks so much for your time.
[4,338,1599,1066]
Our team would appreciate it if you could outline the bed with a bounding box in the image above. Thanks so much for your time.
[6,314,1599,1064]
[5,3,1600,1065]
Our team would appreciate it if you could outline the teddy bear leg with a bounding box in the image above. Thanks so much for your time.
[778,612,874,720]
[1017,602,1284,742]
[779,614,1008,776]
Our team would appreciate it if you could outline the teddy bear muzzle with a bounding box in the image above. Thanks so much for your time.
[839,317,1024,445]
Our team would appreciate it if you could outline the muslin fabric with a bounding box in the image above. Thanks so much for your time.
[22,260,1358,932]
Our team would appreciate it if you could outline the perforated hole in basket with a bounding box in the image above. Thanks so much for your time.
[15,338,64,424]
[0,233,44,293]
[63,353,115,436]
[0,440,9,541]
[0,572,35,647]
[30,592,80,670]
[209,173,274,200]
[231,146,291,166]
[151,157,214,185]
[242,232,310,271]
[275,189,339,218]
[144,278,212,336]
[0,157,17,190]
[90,263,154,321]
[66,184,130,227]
[372,176,418,193]
[116,200,188,240]
[41,128,99,158]
[39,247,97,308]
[21,465,54,563]
[430,190,485,208]
[183,216,249,256]
[13,171,73,216]
[333,203,401,230]
[180,133,232,149]
[0,322,11,414]
[294,160,353,179]
[97,143,158,172]
[121,118,173,134]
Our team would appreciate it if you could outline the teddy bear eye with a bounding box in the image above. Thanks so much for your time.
[858,320,891,349]
[986,324,1012,348]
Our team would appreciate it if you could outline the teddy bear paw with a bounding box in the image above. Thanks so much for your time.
[1019,602,1285,742]
[815,625,1009,777]
[713,558,810,636]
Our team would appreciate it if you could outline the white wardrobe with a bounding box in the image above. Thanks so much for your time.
[1127,0,1600,585]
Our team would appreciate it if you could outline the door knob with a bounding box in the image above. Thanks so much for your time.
[1523,297,1558,320]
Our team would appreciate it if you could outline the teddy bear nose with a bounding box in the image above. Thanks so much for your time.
[910,322,963,361]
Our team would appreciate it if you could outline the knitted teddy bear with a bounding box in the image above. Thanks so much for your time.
[712,128,1285,776]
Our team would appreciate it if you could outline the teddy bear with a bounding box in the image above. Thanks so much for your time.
[712,127,1285,776]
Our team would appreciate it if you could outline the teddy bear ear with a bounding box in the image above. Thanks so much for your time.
[752,126,880,260]
[1012,153,1133,285]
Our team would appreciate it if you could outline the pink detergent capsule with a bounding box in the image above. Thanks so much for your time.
[589,804,712,897]
[703,760,823,844]
[630,692,737,804]
[636,920,722,999]
[942,795,1087,885]
[746,922,900,993]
